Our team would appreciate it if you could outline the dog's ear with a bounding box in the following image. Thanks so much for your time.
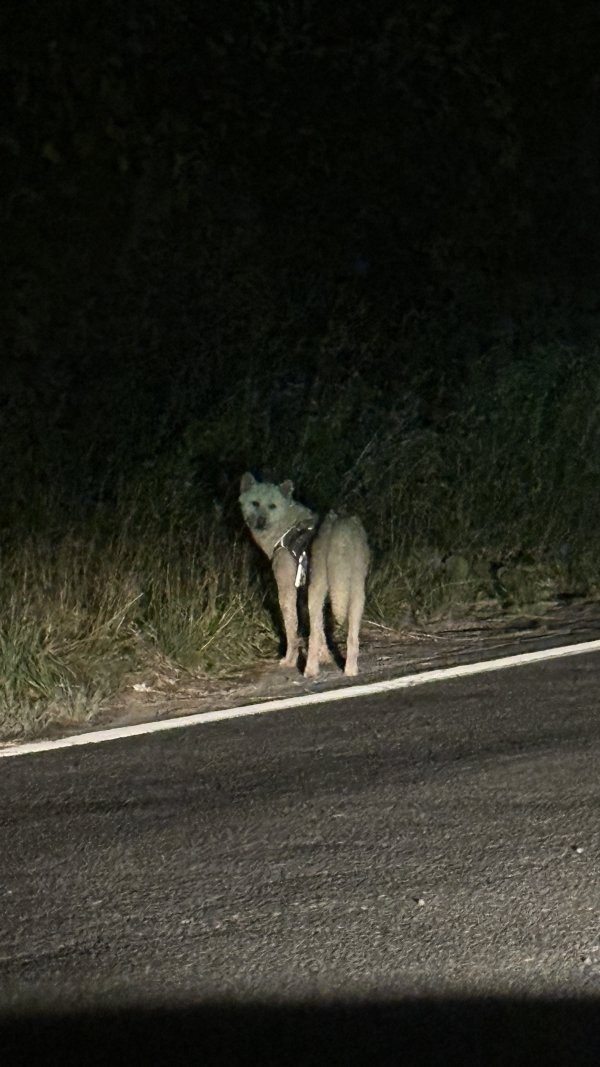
[279,479,294,500]
[240,472,256,492]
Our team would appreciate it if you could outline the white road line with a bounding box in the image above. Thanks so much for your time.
[1,637,600,761]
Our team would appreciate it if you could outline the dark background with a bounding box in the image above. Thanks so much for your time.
[2,0,600,508]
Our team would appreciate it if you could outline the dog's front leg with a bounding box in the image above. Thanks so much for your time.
[272,550,299,668]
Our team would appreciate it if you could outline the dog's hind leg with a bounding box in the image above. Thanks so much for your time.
[304,571,329,678]
[344,580,365,676]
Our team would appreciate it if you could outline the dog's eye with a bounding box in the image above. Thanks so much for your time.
[251,500,260,507]
[268,503,277,510]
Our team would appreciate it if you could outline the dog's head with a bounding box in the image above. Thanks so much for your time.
[239,472,294,533]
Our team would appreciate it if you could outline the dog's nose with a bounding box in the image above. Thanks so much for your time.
[255,516,266,530]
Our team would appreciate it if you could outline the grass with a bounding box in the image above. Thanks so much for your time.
[0,512,274,739]
[1,340,600,739]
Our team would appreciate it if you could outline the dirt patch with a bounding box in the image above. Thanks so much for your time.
[88,599,600,733]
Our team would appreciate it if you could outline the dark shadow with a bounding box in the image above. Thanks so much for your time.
[1,996,600,1066]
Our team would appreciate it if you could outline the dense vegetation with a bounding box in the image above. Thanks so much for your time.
[2,1,599,735]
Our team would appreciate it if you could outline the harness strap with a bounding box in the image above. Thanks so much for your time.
[273,518,318,587]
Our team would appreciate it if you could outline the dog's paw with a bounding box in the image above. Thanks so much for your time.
[344,661,359,677]
[303,660,320,678]
[279,653,298,668]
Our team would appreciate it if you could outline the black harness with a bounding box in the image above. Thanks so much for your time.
[273,517,318,588]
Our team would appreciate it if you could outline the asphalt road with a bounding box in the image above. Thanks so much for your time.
[2,650,600,1061]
